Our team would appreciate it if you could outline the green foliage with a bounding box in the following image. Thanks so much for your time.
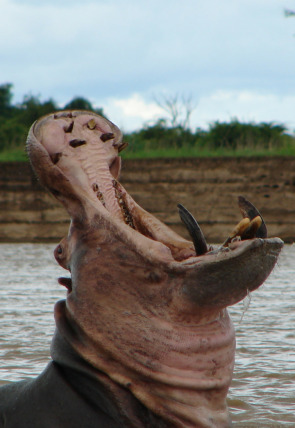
[0,147,27,162]
[124,117,294,158]
[64,96,104,116]
[20,95,58,126]
[203,120,287,150]
[0,82,295,159]
[126,119,197,154]
[0,84,105,152]
[0,83,14,117]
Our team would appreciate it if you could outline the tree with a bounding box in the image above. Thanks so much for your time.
[284,9,295,17]
[153,93,196,129]
[64,96,104,116]
[19,95,57,126]
[0,83,14,117]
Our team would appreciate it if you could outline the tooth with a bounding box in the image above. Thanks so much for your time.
[96,191,105,206]
[87,119,96,130]
[64,121,74,133]
[222,218,250,247]
[69,139,87,148]
[241,216,263,240]
[238,196,267,238]
[230,217,251,238]
[114,187,135,229]
[177,204,208,256]
[100,133,114,142]
[118,142,128,153]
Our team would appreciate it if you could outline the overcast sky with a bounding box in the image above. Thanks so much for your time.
[1,0,295,132]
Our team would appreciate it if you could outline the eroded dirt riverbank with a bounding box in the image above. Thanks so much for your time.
[0,157,294,243]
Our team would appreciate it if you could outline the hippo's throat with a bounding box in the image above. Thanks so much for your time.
[53,300,234,428]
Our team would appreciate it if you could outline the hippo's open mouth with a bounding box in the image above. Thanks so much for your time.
[24,110,284,427]
[27,110,283,308]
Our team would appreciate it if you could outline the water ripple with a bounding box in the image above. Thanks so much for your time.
[0,243,294,425]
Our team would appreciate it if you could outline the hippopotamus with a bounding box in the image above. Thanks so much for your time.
[0,110,283,427]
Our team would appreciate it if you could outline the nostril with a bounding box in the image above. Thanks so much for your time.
[57,245,63,255]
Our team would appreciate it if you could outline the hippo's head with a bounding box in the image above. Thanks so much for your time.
[27,111,283,427]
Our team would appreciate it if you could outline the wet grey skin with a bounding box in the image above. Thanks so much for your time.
[0,110,284,428]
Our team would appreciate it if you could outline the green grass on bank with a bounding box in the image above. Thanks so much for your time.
[0,148,28,162]
[1,144,295,162]
[121,145,295,159]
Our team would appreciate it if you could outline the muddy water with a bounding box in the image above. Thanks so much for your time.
[0,244,294,426]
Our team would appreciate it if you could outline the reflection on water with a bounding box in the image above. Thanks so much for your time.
[0,243,294,426]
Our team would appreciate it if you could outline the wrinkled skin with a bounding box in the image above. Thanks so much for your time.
[0,111,283,428]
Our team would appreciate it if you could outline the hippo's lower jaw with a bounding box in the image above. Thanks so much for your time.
[26,111,283,427]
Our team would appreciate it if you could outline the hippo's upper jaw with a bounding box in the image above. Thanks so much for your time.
[27,111,283,427]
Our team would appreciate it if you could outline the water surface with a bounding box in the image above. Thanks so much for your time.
[0,243,294,426]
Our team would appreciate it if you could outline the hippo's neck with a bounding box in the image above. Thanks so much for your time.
[51,317,166,428]
[53,300,235,428]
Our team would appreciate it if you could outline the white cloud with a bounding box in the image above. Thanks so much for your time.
[104,94,163,131]
[102,90,295,133]
[193,90,295,131]
[113,94,162,121]
[1,0,295,133]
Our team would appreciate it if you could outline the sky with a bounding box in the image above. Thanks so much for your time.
[1,0,295,132]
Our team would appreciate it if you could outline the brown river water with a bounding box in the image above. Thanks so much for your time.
[0,243,294,426]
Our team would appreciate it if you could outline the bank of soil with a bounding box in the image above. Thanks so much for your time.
[0,158,294,243]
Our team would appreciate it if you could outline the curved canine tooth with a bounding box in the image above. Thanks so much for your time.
[238,196,267,238]
[177,204,208,256]
[101,133,114,142]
